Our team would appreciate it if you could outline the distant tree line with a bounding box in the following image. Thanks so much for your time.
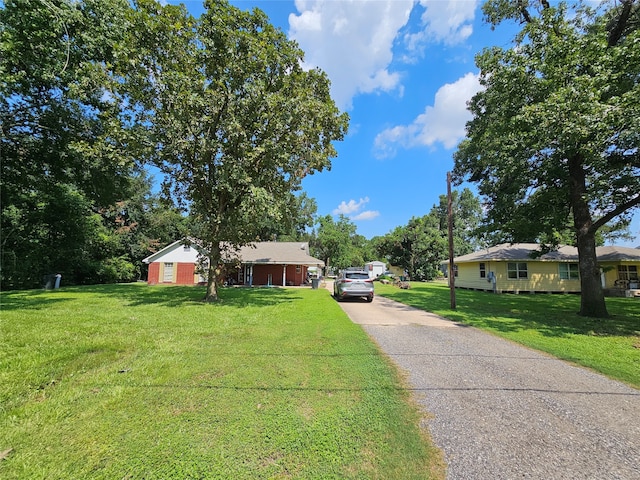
[308,188,484,282]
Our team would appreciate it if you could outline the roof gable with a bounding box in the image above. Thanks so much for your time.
[142,239,207,264]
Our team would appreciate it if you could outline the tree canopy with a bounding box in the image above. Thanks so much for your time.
[454,0,640,317]
[310,215,372,272]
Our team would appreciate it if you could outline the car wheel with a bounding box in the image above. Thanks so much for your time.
[367,295,374,303]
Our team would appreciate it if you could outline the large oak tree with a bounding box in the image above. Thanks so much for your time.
[123,0,348,301]
[454,0,640,317]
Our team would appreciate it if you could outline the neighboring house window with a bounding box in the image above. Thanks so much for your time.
[296,265,301,274]
[559,263,579,280]
[183,245,191,252]
[507,262,528,279]
[618,265,638,281]
[453,265,458,277]
[479,262,486,278]
[163,262,174,282]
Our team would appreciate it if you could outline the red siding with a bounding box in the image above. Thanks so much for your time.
[148,263,160,285]
[149,262,311,286]
[285,264,307,286]
[176,263,196,285]
[252,265,283,286]
[250,264,308,286]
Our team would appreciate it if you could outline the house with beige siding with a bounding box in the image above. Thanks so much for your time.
[142,240,324,287]
[452,243,640,296]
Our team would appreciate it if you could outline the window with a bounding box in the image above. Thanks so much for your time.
[453,264,458,278]
[296,265,301,274]
[507,262,528,279]
[183,245,191,252]
[618,265,638,281]
[479,262,486,278]
[345,272,370,280]
[163,262,174,282]
[559,263,579,280]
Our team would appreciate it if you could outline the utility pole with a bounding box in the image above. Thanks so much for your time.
[447,171,456,309]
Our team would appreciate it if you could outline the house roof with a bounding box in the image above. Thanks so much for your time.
[143,239,324,266]
[596,246,640,262]
[453,243,640,263]
[236,242,324,266]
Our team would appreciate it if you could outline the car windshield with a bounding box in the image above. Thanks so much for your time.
[345,272,369,280]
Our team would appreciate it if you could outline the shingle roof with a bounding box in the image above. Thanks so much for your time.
[453,243,640,263]
[595,246,640,261]
[236,242,324,266]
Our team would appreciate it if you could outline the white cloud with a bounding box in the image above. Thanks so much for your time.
[289,0,414,110]
[332,197,380,221]
[352,210,380,221]
[417,0,477,45]
[333,197,370,215]
[374,72,482,158]
[401,0,477,61]
[288,1,480,109]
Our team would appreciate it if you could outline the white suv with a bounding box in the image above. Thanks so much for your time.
[333,270,374,302]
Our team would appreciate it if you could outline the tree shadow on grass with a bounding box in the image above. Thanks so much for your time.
[0,283,302,310]
[0,289,74,311]
[379,282,640,338]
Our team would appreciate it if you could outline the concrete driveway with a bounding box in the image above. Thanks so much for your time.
[326,282,640,479]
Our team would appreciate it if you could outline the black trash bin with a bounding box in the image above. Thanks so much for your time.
[311,278,320,289]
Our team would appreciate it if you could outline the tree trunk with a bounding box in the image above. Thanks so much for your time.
[204,242,222,302]
[575,230,608,317]
[568,154,609,318]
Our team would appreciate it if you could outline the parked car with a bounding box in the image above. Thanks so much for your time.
[333,270,374,302]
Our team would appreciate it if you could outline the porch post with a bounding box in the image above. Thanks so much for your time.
[282,265,287,286]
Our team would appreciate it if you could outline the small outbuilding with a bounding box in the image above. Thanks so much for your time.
[364,261,387,279]
[142,240,205,285]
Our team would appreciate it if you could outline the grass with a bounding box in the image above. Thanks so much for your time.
[0,283,444,479]
[376,281,640,388]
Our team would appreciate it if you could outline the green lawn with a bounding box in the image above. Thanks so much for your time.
[0,284,443,479]
[376,281,640,388]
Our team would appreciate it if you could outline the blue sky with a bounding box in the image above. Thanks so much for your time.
[172,0,639,247]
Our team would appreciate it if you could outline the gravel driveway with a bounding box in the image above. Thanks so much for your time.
[331,288,640,479]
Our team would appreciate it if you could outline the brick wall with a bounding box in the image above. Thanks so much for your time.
[148,263,160,285]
